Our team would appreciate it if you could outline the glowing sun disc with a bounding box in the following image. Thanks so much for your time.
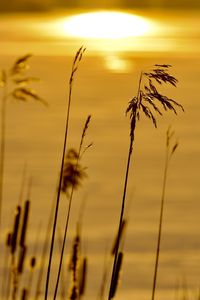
[59,11,150,39]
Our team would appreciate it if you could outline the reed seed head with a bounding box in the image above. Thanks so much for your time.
[30,256,36,268]
[166,126,179,157]
[111,219,127,256]
[79,115,91,152]
[0,69,7,87]
[69,233,80,274]
[21,288,28,300]
[19,200,30,247]
[126,65,184,146]
[109,252,124,299]
[61,148,87,196]
[10,54,32,76]
[18,246,27,274]
[69,285,78,300]
[6,232,12,247]
[11,205,21,254]
[78,257,88,297]
[1,53,47,106]
[70,46,86,85]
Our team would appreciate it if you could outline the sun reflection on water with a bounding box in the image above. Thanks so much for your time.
[45,10,156,72]
[54,11,152,39]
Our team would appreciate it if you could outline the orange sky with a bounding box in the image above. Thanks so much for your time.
[1,0,200,11]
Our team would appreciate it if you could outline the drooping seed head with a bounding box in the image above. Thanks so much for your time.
[126,65,184,146]
[78,257,88,297]
[61,148,87,196]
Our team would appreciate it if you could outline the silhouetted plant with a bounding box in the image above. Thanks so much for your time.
[44,46,86,300]
[78,257,88,299]
[98,219,127,300]
[0,55,46,230]
[108,65,184,300]
[67,224,88,300]
[53,115,91,300]
[151,127,179,300]
[3,196,31,300]
[57,228,67,300]
[61,149,87,196]
[109,252,123,299]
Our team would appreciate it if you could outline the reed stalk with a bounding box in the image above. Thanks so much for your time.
[108,65,183,299]
[109,252,123,299]
[53,115,91,300]
[44,47,86,300]
[57,228,67,300]
[151,127,179,300]
[0,82,7,230]
[108,73,142,300]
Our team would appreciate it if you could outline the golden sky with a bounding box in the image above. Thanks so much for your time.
[1,0,200,11]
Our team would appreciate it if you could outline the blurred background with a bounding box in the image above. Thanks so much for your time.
[0,1,200,300]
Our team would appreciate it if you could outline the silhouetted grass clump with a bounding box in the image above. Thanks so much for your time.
[0,50,188,300]
[0,54,46,230]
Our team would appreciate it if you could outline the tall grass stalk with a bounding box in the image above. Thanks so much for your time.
[0,78,7,229]
[57,228,67,300]
[151,127,179,300]
[108,65,183,300]
[44,47,86,300]
[53,115,91,300]
[108,73,142,300]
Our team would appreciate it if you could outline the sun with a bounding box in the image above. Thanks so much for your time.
[56,11,151,39]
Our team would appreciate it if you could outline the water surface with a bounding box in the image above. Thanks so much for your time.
[0,8,200,300]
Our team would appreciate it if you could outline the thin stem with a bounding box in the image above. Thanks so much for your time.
[108,72,143,300]
[151,144,169,300]
[57,229,66,300]
[44,61,73,300]
[0,86,7,230]
[44,47,85,300]
[53,125,85,300]
[18,163,27,207]
[108,141,132,300]
[53,194,72,300]
[137,72,143,105]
